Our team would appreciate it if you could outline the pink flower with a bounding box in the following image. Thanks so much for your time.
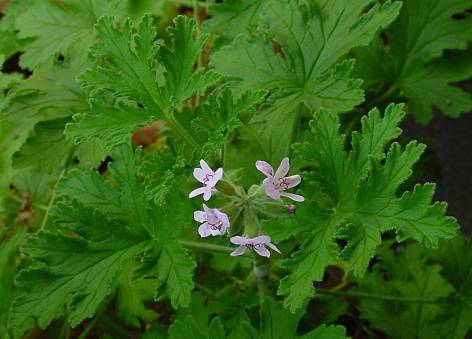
[256,158,304,202]
[189,160,223,201]
[194,204,230,237]
[230,235,281,258]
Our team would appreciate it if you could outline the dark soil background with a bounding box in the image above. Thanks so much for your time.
[403,111,472,234]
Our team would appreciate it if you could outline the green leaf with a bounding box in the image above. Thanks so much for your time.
[14,0,125,68]
[8,202,150,329]
[74,15,216,151]
[139,149,186,207]
[301,324,348,339]
[192,88,265,160]
[278,104,458,311]
[115,261,157,327]
[430,236,472,339]
[356,244,455,339]
[12,118,73,172]
[203,0,269,41]
[8,144,195,329]
[354,0,472,123]
[1,56,87,123]
[212,0,401,161]
[154,241,196,309]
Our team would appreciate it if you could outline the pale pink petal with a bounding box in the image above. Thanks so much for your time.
[189,187,206,198]
[274,157,290,179]
[230,236,248,245]
[193,210,206,222]
[266,242,281,253]
[200,159,213,174]
[198,223,211,237]
[209,227,222,236]
[283,175,301,189]
[220,224,229,235]
[230,246,247,256]
[254,245,271,257]
[202,204,211,214]
[280,192,304,202]
[252,235,271,244]
[263,177,281,200]
[215,209,230,228]
[255,160,274,177]
[203,188,212,201]
[212,168,223,183]
[193,168,206,183]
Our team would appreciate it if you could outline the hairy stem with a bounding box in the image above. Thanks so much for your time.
[179,239,233,253]
[317,289,437,304]
[167,113,202,153]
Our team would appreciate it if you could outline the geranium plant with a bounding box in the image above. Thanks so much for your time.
[0,0,471,338]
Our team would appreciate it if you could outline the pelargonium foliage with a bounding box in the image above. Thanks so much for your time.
[0,0,470,338]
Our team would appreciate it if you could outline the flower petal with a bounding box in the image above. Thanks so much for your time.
[193,210,206,222]
[280,192,305,202]
[210,227,224,236]
[254,244,271,257]
[230,236,248,245]
[200,159,213,174]
[212,168,223,183]
[203,188,212,201]
[255,160,274,177]
[193,168,206,183]
[198,223,211,237]
[215,209,230,228]
[266,242,281,253]
[263,177,281,200]
[189,187,205,198]
[230,246,247,256]
[283,175,301,189]
[274,157,289,179]
[252,235,271,244]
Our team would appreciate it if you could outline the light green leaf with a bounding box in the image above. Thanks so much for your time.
[13,118,73,172]
[279,104,458,311]
[74,15,215,151]
[203,0,269,41]
[15,0,124,68]
[212,0,401,161]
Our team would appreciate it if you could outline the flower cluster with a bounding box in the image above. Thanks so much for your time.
[189,158,303,258]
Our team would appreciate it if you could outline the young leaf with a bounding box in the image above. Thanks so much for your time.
[354,0,472,123]
[192,88,265,159]
[72,15,216,151]
[278,104,458,312]
[212,0,401,161]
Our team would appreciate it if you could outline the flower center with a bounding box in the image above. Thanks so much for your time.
[203,173,214,186]
[209,222,220,231]
[277,178,290,189]
[246,243,261,250]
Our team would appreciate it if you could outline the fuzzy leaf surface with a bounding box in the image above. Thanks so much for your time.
[278,104,458,311]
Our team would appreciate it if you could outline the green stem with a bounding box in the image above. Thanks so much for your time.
[317,289,437,304]
[167,113,202,153]
[40,169,64,231]
[10,194,48,212]
[195,281,214,296]
[179,239,233,253]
